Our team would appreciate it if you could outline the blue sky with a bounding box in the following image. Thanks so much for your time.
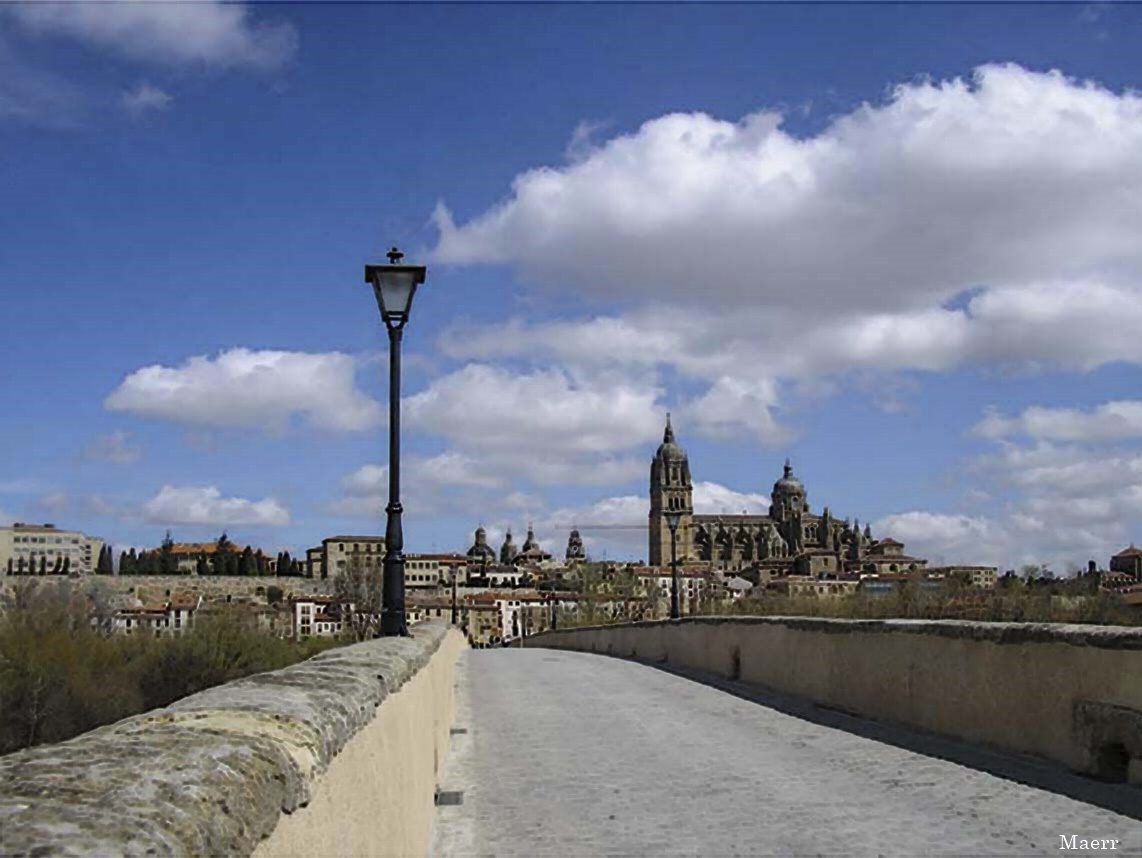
[3,2,1142,571]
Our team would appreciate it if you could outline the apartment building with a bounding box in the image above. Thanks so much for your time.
[1,523,103,575]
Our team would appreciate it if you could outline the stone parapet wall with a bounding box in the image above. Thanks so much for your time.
[0,620,465,856]
[531,617,1142,780]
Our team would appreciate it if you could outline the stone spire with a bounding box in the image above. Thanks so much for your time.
[500,528,517,565]
[566,528,586,563]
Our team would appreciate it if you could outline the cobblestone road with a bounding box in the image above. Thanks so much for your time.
[430,648,1141,857]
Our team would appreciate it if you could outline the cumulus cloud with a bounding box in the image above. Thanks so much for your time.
[680,377,790,445]
[432,65,1142,445]
[531,494,649,559]
[974,401,1142,442]
[883,396,1142,570]
[402,363,658,484]
[7,1,296,70]
[692,481,770,516]
[142,485,289,526]
[331,453,505,519]
[105,348,383,432]
[435,64,1142,313]
[873,512,1011,566]
[121,82,172,115]
[84,431,141,464]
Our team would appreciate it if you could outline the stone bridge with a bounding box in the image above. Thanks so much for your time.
[1,618,1141,856]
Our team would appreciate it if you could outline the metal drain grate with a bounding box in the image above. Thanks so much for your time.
[450,727,468,735]
[435,790,464,806]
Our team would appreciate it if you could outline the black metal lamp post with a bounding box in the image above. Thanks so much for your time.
[665,511,681,620]
[365,247,426,637]
[450,567,459,625]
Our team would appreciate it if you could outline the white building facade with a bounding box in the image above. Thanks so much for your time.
[0,523,104,575]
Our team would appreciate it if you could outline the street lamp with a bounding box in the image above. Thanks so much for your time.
[665,511,681,620]
[365,247,427,637]
[450,566,459,626]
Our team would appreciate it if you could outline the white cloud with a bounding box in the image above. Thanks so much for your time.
[432,65,1142,445]
[7,1,296,70]
[142,485,289,527]
[105,348,383,432]
[331,453,506,520]
[692,481,770,516]
[84,431,141,464]
[680,376,789,444]
[874,512,1008,566]
[402,363,658,485]
[532,494,649,560]
[121,82,172,115]
[974,401,1142,442]
[435,65,1142,316]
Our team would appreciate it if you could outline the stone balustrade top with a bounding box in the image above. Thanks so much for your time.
[0,621,451,857]
[535,615,1142,649]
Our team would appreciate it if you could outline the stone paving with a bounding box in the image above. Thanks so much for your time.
[431,648,1142,857]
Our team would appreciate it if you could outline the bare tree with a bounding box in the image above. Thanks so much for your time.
[332,553,383,641]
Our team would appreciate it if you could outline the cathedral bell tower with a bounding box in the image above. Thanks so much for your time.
[649,414,693,566]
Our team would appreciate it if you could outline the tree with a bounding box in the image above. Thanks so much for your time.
[333,553,382,641]
[61,556,70,575]
[196,553,208,576]
[280,551,292,577]
[97,545,114,576]
[266,585,284,605]
[6,558,12,576]
[211,533,231,576]
[160,531,177,575]
[239,546,254,577]
[39,556,47,576]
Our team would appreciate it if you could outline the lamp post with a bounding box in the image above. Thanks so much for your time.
[665,511,681,620]
[365,247,427,637]
[450,566,459,625]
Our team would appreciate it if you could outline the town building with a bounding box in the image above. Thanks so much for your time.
[310,535,386,580]
[112,594,201,637]
[405,553,467,589]
[647,415,927,576]
[1110,545,1142,582]
[292,595,347,638]
[1,523,103,575]
[929,566,999,589]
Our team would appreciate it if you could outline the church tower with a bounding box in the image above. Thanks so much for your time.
[649,414,694,567]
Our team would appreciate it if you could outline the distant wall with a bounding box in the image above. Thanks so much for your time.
[0,621,466,856]
[0,573,335,605]
[532,617,1142,781]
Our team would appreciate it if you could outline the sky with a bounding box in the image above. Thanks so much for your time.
[3,1,1142,572]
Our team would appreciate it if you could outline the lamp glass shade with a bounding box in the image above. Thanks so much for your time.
[664,511,681,530]
[371,269,420,322]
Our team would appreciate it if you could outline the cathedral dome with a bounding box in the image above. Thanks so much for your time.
[773,460,804,495]
[655,414,688,462]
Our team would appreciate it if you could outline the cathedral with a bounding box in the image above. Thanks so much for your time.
[649,415,926,577]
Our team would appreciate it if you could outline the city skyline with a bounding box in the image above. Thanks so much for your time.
[4,3,1142,570]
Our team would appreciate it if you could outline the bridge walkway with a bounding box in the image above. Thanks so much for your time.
[430,648,1140,857]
